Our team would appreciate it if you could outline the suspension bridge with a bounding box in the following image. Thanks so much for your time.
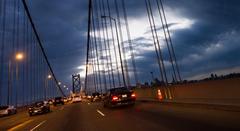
[0,0,240,131]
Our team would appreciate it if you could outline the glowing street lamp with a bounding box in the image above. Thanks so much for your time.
[58,82,61,85]
[15,53,24,61]
[63,85,66,88]
[13,52,25,106]
[47,75,52,79]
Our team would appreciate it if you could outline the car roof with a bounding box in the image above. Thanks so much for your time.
[109,87,129,93]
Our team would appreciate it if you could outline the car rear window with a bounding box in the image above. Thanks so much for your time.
[55,97,62,100]
[35,102,44,106]
[110,88,130,94]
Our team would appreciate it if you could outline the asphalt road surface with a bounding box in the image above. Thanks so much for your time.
[1,101,240,131]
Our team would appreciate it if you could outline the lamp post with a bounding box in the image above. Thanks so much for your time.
[101,16,127,88]
[15,52,24,107]
[45,74,52,100]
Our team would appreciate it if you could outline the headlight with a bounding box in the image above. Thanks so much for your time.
[4,110,8,114]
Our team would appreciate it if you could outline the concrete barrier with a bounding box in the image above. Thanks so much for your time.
[134,78,240,106]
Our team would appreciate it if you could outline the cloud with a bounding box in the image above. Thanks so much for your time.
[25,0,240,85]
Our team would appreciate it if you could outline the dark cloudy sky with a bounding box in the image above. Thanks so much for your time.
[27,0,240,86]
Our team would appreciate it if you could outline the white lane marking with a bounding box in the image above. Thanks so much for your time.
[97,109,105,117]
[30,120,46,131]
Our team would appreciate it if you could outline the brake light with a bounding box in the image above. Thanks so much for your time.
[112,96,118,101]
[131,93,136,98]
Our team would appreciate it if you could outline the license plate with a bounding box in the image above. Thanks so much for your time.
[122,94,127,98]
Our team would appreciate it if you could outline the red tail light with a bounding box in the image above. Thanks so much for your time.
[131,93,136,98]
[112,96,118,101]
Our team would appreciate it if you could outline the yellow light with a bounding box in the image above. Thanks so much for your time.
[158,89,163,100]
[47,75,52,79]
[15,53,24,61]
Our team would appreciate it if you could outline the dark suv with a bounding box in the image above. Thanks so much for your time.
[54,97,64,106]
[103,87,136,107]
[28,101,50,116]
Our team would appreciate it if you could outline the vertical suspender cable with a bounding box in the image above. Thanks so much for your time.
[10,0,18,105]
[90,25,99,92]
[96,0,107,92]
[155,0,177,82]
[22,7,27,106]
[99,0,112,90]
[145,0,165,83]
[106,0,121,87]
[102,0,116,89]
[94,0,107,92]
[90,38,97,92]
[159,0,182,82]
[0,0,7,105]
[114,0,129,87]
[121,0,139,86]
[91,3,102,93]
[15,0,20,107]
[147,0,168,84]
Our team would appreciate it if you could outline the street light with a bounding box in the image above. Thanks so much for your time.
[14,52,25,107]
[47,75,52,79]
[58,82,61,85]
[101,15,127,88]
[45,74,52,100]
[15,53,24,61]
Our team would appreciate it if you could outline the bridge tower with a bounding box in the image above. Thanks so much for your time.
[72,74,81,94]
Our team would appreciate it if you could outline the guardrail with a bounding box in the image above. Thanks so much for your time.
[134,78,240,107]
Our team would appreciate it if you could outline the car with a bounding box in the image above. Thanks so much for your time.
[54,97,64,106]
[0,106,17,116]
[67,97,72,101]
[72,95,82,103]
[92,96,101,102]
[103,87,136,108]
[28,101,50,116]
[63,97,68,103]
[48,99,54,105]
[87,95,92,99]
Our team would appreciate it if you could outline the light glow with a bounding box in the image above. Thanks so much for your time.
[15,53,24,61]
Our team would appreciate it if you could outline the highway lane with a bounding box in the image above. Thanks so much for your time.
[1,101,240,131]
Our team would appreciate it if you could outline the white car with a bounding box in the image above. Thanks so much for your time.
[0,106,17,116]
[72,96,82,103]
